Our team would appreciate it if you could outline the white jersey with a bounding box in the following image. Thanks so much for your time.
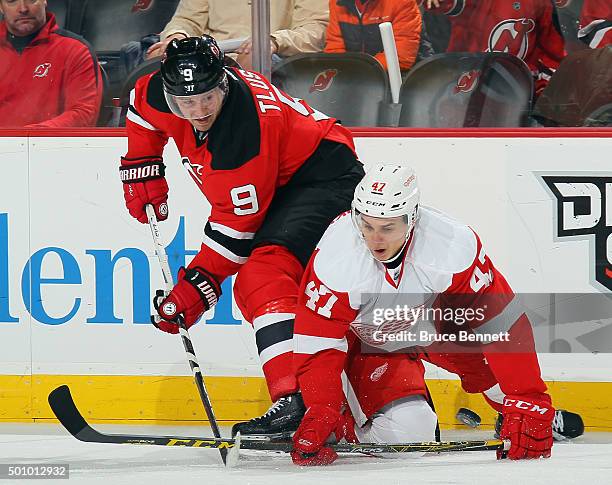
[299,206,517,352]
[293,206,546,415]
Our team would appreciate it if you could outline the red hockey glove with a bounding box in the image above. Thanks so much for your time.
[120,156,168,224]
[291,405,342,466]
[497,394,554,460]
[151,267,221,334]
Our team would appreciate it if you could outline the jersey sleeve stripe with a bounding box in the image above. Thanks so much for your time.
[472,294,524,335]
[482,383,505,406]
[209,221,256,240]
[293,334,348,355]
[259,339,293,365]
[253,312,296,332]
[591,27,612,48]
[202,231,249,264]
[204,222,252,260]
[127,88,158,131]
[127,107,157,131]
[578,20,612,48]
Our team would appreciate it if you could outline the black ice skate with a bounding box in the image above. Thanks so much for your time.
[494,409,584,441]
[231,392,305,439]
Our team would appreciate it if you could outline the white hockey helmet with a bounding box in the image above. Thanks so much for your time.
[351,163,420,235]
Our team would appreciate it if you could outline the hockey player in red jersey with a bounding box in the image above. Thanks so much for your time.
[119,35,364,438]
[291,164,555,465]
[423,0,565,93]
[578,0,612,48]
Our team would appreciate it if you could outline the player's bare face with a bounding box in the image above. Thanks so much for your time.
[359,215,408,262]
[175,89,224,131]
[1,0,47,37]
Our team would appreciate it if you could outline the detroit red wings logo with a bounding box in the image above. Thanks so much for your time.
[131,0,154,13]
[488,18,536,59]
[453,70,480,94]
[309,69,338,93]
[33,63,52,78]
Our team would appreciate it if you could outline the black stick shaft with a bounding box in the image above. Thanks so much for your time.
[177,321,225,444]
[145,205,227,464]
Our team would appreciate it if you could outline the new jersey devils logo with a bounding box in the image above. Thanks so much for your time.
[454,70,480,94]
[33,63,52,78]
[131,0,153,13]
[488,18,535,59]
[182,157,205,185]
[309,69,338,93]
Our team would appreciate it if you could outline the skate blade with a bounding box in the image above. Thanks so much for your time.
[236,431,294,442]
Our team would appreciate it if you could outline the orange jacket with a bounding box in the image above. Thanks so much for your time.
[324,0,422,71]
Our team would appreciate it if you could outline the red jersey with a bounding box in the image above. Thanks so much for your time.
[423,0,565,87]
[0,13,102,128]
[293,207,547,412]
[125,67,355,282]
[578,0,612,48]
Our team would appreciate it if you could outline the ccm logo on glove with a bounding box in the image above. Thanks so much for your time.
[498,394,554,460]
[504,399,550,414]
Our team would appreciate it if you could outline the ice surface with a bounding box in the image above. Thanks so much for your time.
[1,424,610,485]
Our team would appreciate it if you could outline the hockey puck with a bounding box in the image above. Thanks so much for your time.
[456,408,481,428]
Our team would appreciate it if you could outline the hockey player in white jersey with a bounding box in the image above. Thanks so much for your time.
[290,163,556,466]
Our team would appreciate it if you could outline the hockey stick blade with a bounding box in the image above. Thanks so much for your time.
[48,385,242,449]
[49,385,106,442]
[48,386,508,454]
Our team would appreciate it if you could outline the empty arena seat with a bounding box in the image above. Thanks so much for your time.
[80,0,179,54]
[97,63,114,127]
[533,46,612,127]
[47,0,70,29]
[109,58,161,126]
[398,52,534,127]
[272,53,390,127]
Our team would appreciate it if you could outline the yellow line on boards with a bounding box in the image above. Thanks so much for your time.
[0,375,610,430]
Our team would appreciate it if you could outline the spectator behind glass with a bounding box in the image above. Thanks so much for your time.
[423,0,566,94]
[146,0,328,69]
[578,0,612,48]
[324,0,423,71]
[0,0,103,128]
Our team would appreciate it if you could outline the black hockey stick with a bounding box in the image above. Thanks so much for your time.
[48,385,508,456]
[145,205,227,464]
